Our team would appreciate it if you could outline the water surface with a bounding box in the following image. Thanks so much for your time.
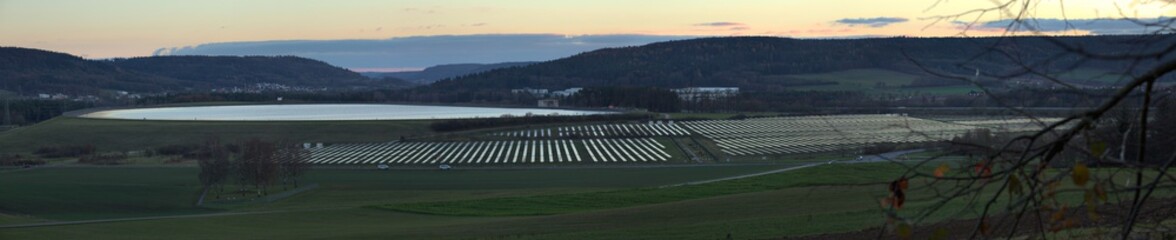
[80,104,611,121]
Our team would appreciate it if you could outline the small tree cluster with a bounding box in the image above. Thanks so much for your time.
[33,144,95,158]
[197,138,309,200]
[0,154,45,166]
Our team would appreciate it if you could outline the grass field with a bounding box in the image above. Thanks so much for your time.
[0,161,1009,240]
[0,117,434,153]
[376,163,903,216]
[0,165,784,221]
[1056,68,1132,84]
[0,164,897,240]
[4,160,1167,239]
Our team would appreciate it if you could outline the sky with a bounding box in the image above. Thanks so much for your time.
[1,0,1173,69]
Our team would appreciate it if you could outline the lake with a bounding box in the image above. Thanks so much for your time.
[79,104,613,121]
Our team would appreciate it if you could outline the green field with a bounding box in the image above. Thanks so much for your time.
[377,163,902,216]
[0,117,434,153]
[5,159,1165,239]
[1056,68,1132,84]
[0,165,784,221]
[0,164,896,240]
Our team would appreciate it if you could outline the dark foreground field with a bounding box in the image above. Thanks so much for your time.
[0,163,915,239]
[3,160,1167,239]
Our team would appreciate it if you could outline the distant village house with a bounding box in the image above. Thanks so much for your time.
[672,87,739,101]
[538,99,559,108]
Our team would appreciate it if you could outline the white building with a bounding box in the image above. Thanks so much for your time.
[672,87,739,101]
[550,88,583,97]
[538,99,560,108]
[511,88,549,97]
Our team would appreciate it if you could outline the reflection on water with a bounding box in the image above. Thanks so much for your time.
[80,104,612,121]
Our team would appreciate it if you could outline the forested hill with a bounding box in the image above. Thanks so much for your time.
[0,47,191,94]
[367,62,537,84]
[0,47,392,94]
[427,35,1172,91]
[110,56,373,88]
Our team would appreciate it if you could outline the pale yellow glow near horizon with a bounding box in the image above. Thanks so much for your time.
[1,0,1172,58]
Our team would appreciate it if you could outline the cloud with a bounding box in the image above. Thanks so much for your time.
[154,34,697,69]
[693,22,744,27]
[399,25,445,30]
[401,7,438,14]
[967,17,1173,35]
[833,17,908,28]
[788,28,855,34]
[730,27,749,31]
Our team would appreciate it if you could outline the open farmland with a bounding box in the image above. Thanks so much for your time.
[0,163,924,240]
[678,114,1061,156]
[0,117,434,153]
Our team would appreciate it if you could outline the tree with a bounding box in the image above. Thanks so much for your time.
[880,1,1176,239]
[196,137,231,204]
[238,138,279,196]
[276,140,310,189]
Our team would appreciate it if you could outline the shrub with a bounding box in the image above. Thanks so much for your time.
[78,153,127,165]
[429,113,651,132]
[154,144,199,156]
[34,144,95,158]
[0,154,46,166]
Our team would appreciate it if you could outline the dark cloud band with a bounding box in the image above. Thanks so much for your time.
[834,17,908,28]
[970,17,1173,35]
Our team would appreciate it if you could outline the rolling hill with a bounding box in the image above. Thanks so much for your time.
[0,47,191,94]
[0,47,397,95]
[364,62,537,84]
[426,35,1173,92]
[109,56,375,88]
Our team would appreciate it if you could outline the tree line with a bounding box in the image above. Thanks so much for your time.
[563,87,681,112]
[1,99,92,126]
[429,113,652,132]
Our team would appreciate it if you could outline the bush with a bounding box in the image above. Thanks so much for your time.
[34,144,96,158]
[78,153,127,165]
[861,143,901,155]
[429,113,652,132]
[0,154,46,166]
[154,144,199,156]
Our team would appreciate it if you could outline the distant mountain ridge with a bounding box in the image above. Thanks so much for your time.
[0,47,395,94]
[363,62,537,84]
[426,35,1173,91]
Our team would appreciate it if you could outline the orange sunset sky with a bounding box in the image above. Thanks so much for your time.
[1,0,1173,59]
